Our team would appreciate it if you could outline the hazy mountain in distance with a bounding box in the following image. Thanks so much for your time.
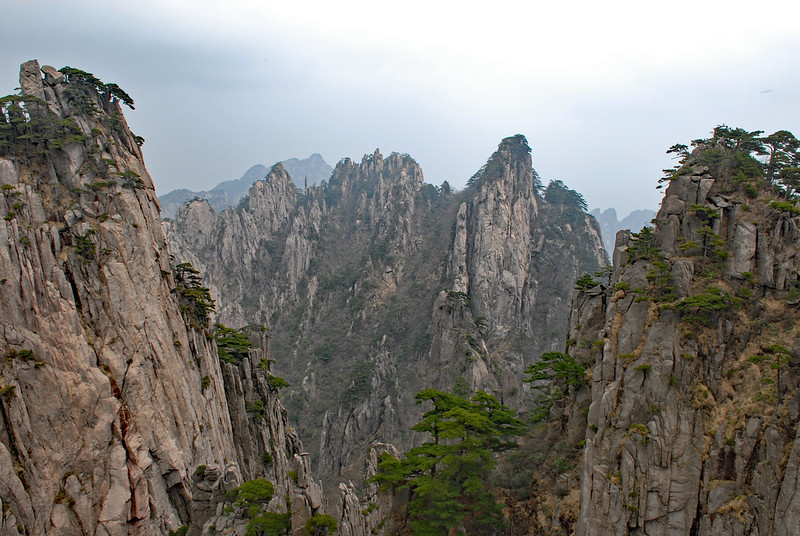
[282,153,334,189]
[590,207,656,253]
[159,153,333,218]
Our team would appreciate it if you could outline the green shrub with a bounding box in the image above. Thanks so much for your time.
[305,514,338,536]
[214,323,253,364]
[769,200,800,215]
[75,231,96,262]
[174,262,215,327]
[246,400,265,420]
[267,375,290,391]
[234,478,275,519]
[247,512,291,536]
[524,352,586,387]
[675,287,741,324]
[575,273,599,291]
[0,385,16,400]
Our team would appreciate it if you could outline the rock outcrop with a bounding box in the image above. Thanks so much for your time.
[575,146,800,534]
[0,60,238,535]
[0,61,329,536]
[336,443,404,536]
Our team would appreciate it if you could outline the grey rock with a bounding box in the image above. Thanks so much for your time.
[0,159,18,186]
[577,149,800,535]
[662,195,685,215]
[19,60,44,100]
[0,60,309,536]
[730,221,757,277]
[40,65,64,85]
[671,260,694,298]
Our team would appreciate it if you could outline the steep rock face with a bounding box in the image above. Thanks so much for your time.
[451,135,540,336]
[165,135,607,492]
[223,334,325,509]
[577,153,800,534]
[0,61,239,535]
[449,137,607,391]
[0,61,331,536]
[205,334,327,536]
[336,443,405,536]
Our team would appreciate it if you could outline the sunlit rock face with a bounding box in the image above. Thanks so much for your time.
[0,61,329,536]
[0,60,239,535]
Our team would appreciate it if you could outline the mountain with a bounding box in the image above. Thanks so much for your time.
[159,154,333,218]
[16,59,796,536]
[534,127,800,534]
[591,207,657,253]
[164,134,608,490]
[0,61,328,536]
[281,153,334,189]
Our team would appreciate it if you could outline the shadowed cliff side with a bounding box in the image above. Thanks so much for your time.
[571,130,800,535]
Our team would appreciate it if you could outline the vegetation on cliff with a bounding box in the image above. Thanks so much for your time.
[371,388,524,535]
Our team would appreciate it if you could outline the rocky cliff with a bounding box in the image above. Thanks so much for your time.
[572,132,800,534]
[165,134,607,490]
[0,60,240,535]
[0,61,327,536]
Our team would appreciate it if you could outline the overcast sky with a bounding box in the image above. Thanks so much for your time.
[3,0,798,216]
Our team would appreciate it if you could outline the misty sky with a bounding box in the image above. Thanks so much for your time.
[2,0,798,216]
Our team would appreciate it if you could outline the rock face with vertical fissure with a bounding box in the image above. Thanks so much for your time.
[0,61,328,536]
[573,150,800,535]
[0,60,238,535]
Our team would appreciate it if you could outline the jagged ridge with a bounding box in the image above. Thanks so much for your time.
[165,134,607,492]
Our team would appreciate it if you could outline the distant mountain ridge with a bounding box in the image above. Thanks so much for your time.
[590,206,656,252]
[159,153,333,218]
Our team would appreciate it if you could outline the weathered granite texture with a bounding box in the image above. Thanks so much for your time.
[577,155,800,535]
[0,60,238,535]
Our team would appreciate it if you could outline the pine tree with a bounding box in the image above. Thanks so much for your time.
[372,389,525,535]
